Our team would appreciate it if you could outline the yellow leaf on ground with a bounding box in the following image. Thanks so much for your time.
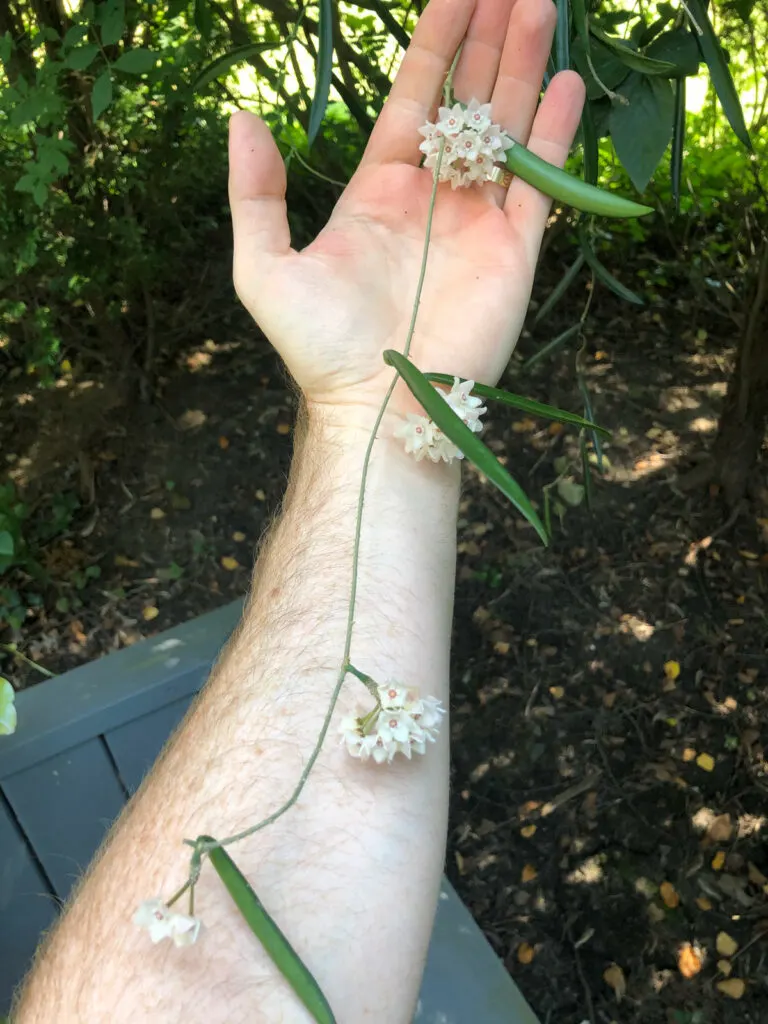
[748,862,768,886]
[142,606,159,621]
[177,409,207,430]
[521,864,538,883]
[664,660,681,681]
[220,556,240,571]
[218,435,230,449]
[114,555,139,567]
[682,747,697,762]
[696,752,715,772]
[660,881,680,908]
[603,963,626,1001]
[678,943,703,978]
[549,685,565,699]
[711,851,726,871]
[232,531,246,542]
[150,507,166,520]
[716,932,739,957]
[717,959,732,977]
[255,489,266,501]
[276,423,291,435]
[512,418,538,434]
[696,896,713,911]
[517,943,535,964]
[717,978,745,999]
[520,825,537,838]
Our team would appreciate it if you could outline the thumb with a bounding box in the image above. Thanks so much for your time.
[229,111,291,306]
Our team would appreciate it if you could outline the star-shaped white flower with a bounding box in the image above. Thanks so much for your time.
[133,899,202,947]
[435,103,465,137]
[463,98,492,133]
[339,682,445,764]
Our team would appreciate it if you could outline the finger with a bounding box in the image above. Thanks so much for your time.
[452,0,516,106]
[503,70,586,260]
[229,111,291,302]
[360,0,477,169]
[491,0,557,144]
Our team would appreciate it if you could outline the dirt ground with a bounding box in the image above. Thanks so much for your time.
[2,234,767,1024]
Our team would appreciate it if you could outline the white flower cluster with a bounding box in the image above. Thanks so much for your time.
[340,682,444,764]
[418,98,513,189]
[395,376,486,464]
[133,898,202,947]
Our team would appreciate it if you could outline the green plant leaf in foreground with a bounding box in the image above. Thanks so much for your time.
[578,227,644,306]
[533,252,586,326]
[589,24,681,75]
[686,0,751,150]
[191,42,279,91]
[308,0,334,145]
[202,837,336,1024]
[505,143,652,219]
[423,374,610,437]
[383,351,548,545]
[609,72,674,193]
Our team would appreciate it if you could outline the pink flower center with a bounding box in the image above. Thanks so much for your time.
[415,426,423,434]
[389,719,398,729]
[388,688,398,699]
[154,911,164,921]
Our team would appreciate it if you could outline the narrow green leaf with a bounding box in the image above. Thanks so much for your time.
[194,0,214,40]
[424,373,611,436]
[579,433,593,510]
[671,77,685,213]
[0,30,13,63]
[522,324,582,370]
[191,42,278,91]
[65,43,100,71]
[308,0,334,145]
[686,0,751,149]
[113,48,156,73]
[384,351,548,544]
[506,143,652,218]
[203,838,336,1024]
[579,227,644,305]
[609,73,674,192]
[571,0,589,46]
[555,0,569,71]
[590,24,679,75]
[577,375,604,472]
[91,70,112,120]
[0,531,14,557]
[534,253,586,328]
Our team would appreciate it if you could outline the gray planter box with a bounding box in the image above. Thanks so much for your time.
[0,601,539,1023]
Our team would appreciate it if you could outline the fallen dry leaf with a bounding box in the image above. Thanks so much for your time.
[696,896,713,911]
[114,554,139,568]
[276,422,291,435]
[521,864,538,883]
[748,862,768,887]
[520,824,537,839]
[696,752,715,772]
[218,435,229,449]
[549,685,565,699]
[678,942,703,978]
[716,932,739,957]
[664,660,681,681]
[177,409,207,430]
[517,942,535,964]
[660,881,680,908]
[232,531,246,543]
[142,606,159,621]
[682,747,696,762]
[717,978,745,999]
[708,814,733,843]
[150,507,165,520]
[717,959,732,977]
[220,556,240,571]
[255,489,266,501]
[603,963,626,1001]
[712,851,726,871]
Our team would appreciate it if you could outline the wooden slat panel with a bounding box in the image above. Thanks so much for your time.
[417,879,541,1023]
[0,796,58,1016]
[2,740,128,900]
[104,695,194,794]
[0,600,243,780]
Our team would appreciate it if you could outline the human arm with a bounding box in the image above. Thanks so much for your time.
[13,0,584,1020]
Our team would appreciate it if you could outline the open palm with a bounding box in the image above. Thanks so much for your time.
[229,0,585,415]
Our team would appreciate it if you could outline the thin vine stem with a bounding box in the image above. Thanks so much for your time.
[188,48,462,859]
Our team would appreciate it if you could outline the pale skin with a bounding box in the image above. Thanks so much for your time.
[14,0,583,1020]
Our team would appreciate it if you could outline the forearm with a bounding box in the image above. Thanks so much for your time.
[15,405,460,1024]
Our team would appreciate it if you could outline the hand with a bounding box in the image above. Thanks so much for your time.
[229,0,585,416]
